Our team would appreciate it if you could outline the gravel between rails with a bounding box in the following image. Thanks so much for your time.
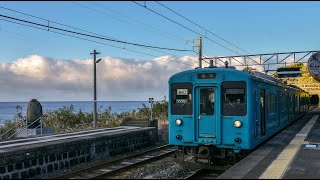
[103,156,201,179]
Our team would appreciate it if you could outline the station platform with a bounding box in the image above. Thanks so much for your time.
[217,108,320,179]
[0,126,157,179]
[0,126,143,153]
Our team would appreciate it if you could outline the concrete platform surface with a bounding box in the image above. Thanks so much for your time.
[0,126,147,153]
[217,108,320,179]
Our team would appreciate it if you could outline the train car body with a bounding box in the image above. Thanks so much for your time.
[168,67,309,158]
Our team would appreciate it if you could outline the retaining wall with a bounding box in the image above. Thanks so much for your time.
[0,127,157,179]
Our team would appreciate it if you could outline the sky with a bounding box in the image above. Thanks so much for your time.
[1,1,320,102]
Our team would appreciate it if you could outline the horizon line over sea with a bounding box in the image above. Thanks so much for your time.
[0,100,152,103]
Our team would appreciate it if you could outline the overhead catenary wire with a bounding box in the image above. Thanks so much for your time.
[1,4,236,67]
[0,17,159,58]
[0,5,190,59]
[90,2,187,42]
[0,5,201,67]
[132,2,241,55]
[155,1,251,54]
[202,56,225,67]
[132,1,262,66]
[72,1,190,57]
[202,49,226,66]
[87,1,188,43]
[73,1,170,41]
[170,59,195,67]
[0,5,119,41]
[0,14,194,53]
[0,29,65,49]
[0,17,196,67]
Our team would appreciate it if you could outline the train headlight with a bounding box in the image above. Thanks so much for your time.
[234,120,242,128]
[175,119,183,126]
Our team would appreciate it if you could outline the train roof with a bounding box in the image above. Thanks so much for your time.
[170,67,307,93]
[248,71,306,92]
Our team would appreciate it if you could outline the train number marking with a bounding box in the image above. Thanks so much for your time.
[176,99,188,104]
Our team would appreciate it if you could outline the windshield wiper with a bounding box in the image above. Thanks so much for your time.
[226,97,235,108]
[181,101,188,108]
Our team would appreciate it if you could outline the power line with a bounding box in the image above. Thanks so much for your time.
[0,5,119,41]
[0,5,198,66]
[0,14,195,53]
[73,1,200,56]
[88,1,188,43]
[0,5,187,58]
[155,1,251,54]
[169,58,195,67]
[195,50,225,67]
[132,1,240,54]
[72,2,136,27]
[74,1,169,41]
[0,29,64,49]
[132,1,261,66]
[76,1,196,57]
[0,17,159,58]
[1,17,196,67]
[73,1,188,56]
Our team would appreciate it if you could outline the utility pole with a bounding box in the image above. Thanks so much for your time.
[198,37,202,68]
[90,49,101,129]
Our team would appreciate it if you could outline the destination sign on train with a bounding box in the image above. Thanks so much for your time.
[308,52,320,82]
[197,73,216,79]
[177,89,188,95]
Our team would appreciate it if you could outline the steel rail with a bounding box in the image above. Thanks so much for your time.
[54,144,174,179]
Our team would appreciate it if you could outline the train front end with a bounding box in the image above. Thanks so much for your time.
[168,67,253,157]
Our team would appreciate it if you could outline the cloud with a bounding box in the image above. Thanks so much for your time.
[2,54,308,102]
[0,55,198,102]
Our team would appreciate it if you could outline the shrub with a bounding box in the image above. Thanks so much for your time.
[1,101,169,136]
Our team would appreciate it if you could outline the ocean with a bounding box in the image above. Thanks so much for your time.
[0,101,150,126]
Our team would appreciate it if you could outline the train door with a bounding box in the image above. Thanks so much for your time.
[260,89,266,137]
[196,86,217,142]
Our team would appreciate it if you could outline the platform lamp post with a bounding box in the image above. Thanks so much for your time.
[91,50,102,129]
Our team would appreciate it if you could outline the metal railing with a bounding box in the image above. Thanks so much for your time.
[1,116,43,141]
[0,118,25,140]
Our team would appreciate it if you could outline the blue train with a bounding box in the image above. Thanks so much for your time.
[168,65,310,161]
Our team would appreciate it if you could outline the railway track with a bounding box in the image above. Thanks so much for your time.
[183,168,226,179]
[54,144,175,179]
[177,160,231,179]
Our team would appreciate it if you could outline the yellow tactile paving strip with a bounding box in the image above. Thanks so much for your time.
[259,115,319,179]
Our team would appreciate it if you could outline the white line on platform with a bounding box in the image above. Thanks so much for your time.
[259,115,319,179]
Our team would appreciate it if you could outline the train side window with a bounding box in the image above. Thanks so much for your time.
[272,94,275,113]
[222,81,246,116]
[267,93,275,114]
[281,95,285,112]
[171,83,193,115]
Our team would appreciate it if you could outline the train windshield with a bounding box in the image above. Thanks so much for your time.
[222,81,247,116]
[171,83,193,115]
